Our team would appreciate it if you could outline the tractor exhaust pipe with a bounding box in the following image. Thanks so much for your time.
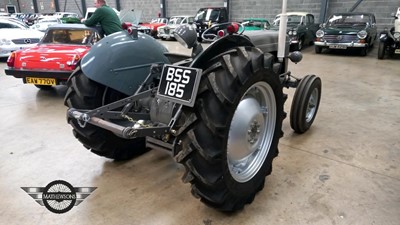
[278,0,288,62]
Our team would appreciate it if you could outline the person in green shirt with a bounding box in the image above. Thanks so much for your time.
[83,0,122,36]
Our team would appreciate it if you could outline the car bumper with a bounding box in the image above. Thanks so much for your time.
[158,33,174,39]
[0,44,38,57]
[314,41,367,48]
[5,68,72,85]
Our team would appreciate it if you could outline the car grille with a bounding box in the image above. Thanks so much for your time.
[12,38,40,45]
[323,35,359,43]
[138,29,150,34]
[196,24,208,33]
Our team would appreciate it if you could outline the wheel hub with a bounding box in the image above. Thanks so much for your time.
[227,82,276,183]
[228,97,265,162]
[306,88,319,123]
[248,120,261,144]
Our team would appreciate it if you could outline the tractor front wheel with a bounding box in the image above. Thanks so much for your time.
[290,75,322,133]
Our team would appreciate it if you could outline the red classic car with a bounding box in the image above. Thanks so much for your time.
[5,24,101,90]
[140,17,168,37]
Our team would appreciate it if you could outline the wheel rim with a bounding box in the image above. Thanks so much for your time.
[305,87,319,123]
[227,82,276,183]
[298,39,303,50]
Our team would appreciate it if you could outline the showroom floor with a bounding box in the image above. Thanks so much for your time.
[0,40,399,225]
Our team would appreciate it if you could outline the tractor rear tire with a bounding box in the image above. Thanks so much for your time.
[175,47,284,211]
[64,69,147,160]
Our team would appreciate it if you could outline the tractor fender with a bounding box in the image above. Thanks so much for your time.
[190,35,254,68]
[191,31,287,70]
[80,31,170,96]
[379,30,388,42]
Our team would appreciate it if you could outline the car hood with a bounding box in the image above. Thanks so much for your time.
[322,26,366,35]
[142,22,164,27]
[119,9,142,25]
[14,44,90,70]
[163,24,180,29]
[0,28,44,39]
[19,44,89,60]
[270,24,298,31]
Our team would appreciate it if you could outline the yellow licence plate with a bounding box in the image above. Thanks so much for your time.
[26,77,56,86]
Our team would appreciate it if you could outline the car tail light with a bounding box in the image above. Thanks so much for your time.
[122,22,132,30]
[227,23,239,34]
[7,52,15,67]
[217,30,225,37]
[127,27,134,35]
[67,54,80,69]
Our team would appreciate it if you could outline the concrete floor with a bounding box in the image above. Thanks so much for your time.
[0,41,399,225]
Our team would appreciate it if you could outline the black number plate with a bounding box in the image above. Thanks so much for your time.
[157,64,202,107]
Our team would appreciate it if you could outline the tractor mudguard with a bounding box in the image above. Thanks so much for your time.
[80,31,170,96]
[190,35,254,68]
[191,30,288,69]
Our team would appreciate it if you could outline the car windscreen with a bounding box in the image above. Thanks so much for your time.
[40,18,59,23]
[273,15,303,26]
[42,29,96,45]
[168,17,183,25]
[327,14,370,26]
[195,9,220,22]
[244,19,269,28]
[0,20,28,29]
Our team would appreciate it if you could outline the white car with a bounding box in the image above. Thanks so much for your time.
[85,7,119,20]
[53,12,79,19]
[30,16,60,32]
[157,15,195,40]
[0,18,44,57]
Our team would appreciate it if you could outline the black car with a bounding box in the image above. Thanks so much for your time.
[378,7,400,59]
[194,7,228,42]
[315,12,377,56]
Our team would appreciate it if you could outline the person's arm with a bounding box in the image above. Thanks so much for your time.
[84,8,104,26]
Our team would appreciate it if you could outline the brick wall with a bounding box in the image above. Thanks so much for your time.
[1,0,398,29]
[328,0,399,29]
[230,0,322,23]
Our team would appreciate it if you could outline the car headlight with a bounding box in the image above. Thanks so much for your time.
[292,30,297,35]
[288,30,293,35]
[394,32,400,39]
[0,39,12,45]
[316,30,324,38]
[357,30,367,39]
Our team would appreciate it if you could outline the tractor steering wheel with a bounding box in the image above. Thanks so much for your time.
[201,22,245,42]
